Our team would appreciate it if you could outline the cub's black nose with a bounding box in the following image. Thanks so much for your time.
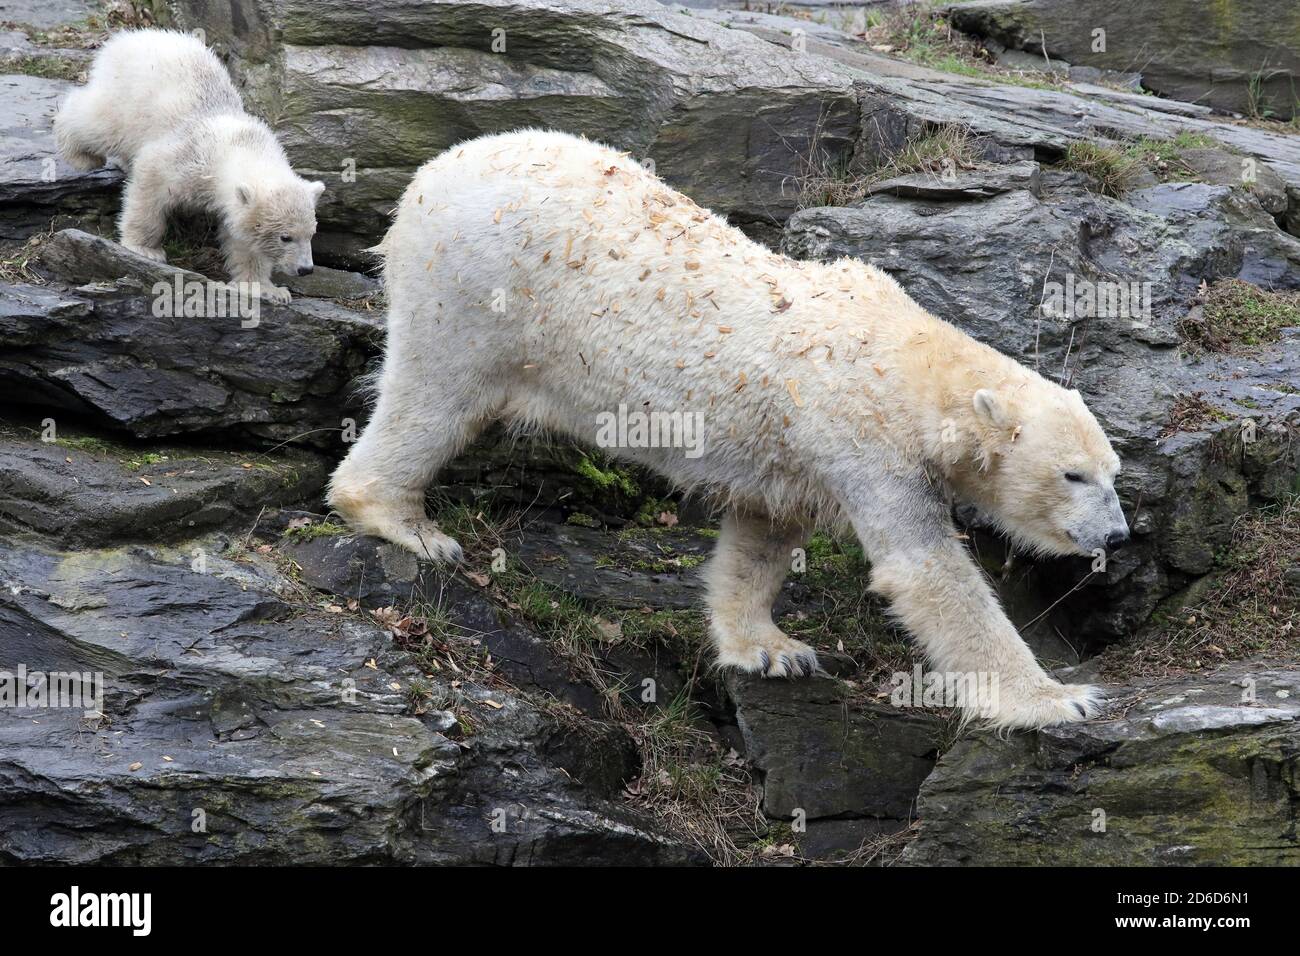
[297,266,314,276]
[1106,530,1129,549]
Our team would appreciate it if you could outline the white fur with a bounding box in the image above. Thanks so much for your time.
[329,129,1129,729]
[53,29,324,302]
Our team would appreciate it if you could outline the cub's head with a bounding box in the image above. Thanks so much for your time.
[966,384,1128,558]
[233,177,325,277]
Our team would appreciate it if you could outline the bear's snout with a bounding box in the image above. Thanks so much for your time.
[297,265,314,276]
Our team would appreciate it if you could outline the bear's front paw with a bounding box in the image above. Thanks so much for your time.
[262,284,292,304]
[124,243,166,262]
[715,626,819,678]
[981,679,1105,730]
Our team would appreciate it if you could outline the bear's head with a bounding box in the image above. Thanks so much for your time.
[233,177,325,277]
[963,384,1128,558]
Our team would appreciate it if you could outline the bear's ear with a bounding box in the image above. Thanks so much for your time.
[972,389,1012,429]
[234,184,255,207]
[308,180,326,201]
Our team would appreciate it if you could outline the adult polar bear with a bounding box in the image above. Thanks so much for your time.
[329,130,1130,728]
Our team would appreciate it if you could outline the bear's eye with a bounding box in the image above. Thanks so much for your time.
[1064,472,1087,484]
[280,235,292,243]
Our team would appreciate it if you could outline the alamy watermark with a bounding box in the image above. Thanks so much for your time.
[594,403,706,459]
[889,665,1000,712]
[1,664,104,718]
[152,276,261,328]
[1041,275,1153,320]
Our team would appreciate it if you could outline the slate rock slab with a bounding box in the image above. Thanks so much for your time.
[902,664,1300,865]
[0,533,699,864]
[726,672,943,822]
[0,230,382,447]
[0,418,329,546]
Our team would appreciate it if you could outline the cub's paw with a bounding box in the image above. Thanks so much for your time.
[981,679,1105,730]
[716,627,819,678]
[124,243,166,262]
[262,284,292,304]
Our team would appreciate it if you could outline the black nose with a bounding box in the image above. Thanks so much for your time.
[297,266,314,276]
[1106,530,1129,549]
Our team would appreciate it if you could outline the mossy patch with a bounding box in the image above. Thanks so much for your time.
[282,520,352,541]
[1179,278,1300,352]
[574,452,640,498]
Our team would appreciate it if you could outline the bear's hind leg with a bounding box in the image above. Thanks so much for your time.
[327,369,501,564]
[704,509,818,678]
[53,89,106,171]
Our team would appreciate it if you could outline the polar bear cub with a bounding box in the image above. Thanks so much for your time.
[54,29,323,303]
[329,129,1131,729]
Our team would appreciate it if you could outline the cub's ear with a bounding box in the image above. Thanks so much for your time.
[234,184,255,206]
[308,180,326,201]
[972,389,1012,429]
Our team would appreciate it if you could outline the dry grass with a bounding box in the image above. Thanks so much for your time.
[623,693,766,865]
[1158,392,1232,442]
[1102,497,1299,680]
[795,121,979,209]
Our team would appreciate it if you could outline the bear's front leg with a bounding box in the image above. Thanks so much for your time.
[847,476,1102,729]
[118,147,172,263]
[226,249,291,304]
[703,509,819,678]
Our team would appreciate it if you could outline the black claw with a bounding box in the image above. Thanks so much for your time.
[1072,701,1088,718]
[800,654,817,677]
[758,650,771,674]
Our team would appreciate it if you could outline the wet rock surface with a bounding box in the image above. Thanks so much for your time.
[0,532,698,864]
[0,230,382,446]
[903,665,1300,866]
[0,75,121,239]
[0,417,330,546]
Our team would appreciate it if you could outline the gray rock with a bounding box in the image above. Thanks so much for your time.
[0,0,99,30]
[0,74,122,239]
[0,418,330,546]
[0,230,382,447]
[865,160,1042,200]
[947,0,1300,119]
[283,264,382,301]
[1178,146,1289,216]
[282,530,611,715]
[1066,65,1142,91]
[726,672,943,821]
[0,532,700,864]
[902,665,1300,865]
